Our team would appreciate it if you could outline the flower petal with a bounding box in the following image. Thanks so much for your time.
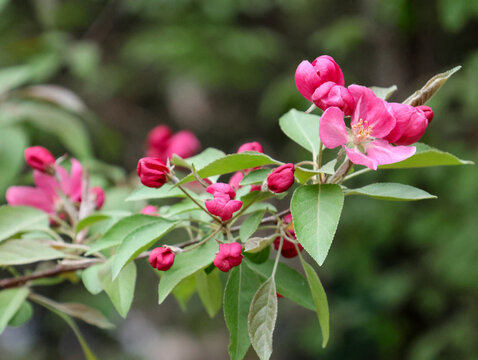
[6,186,55,213]
[69,159,83,202]
[365,140,416,166]
[319,107,348,149]
[295,60,322,102]
[34,170,60,198]
[344,146,378,170]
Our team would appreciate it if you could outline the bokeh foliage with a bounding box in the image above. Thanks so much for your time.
[0,0,477,359]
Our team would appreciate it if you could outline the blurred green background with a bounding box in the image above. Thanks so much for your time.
[0,0,477,359]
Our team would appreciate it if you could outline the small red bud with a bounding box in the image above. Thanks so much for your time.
[214,242,243,272]
[267,163,295,193]
[90,186,105,210]
[149,247,175,271]
[137,157,170,188]
[24,146,56,173]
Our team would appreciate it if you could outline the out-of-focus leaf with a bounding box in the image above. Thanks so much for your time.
[0,206,49,243]
[98,260,137,318]
[196,269,222,318]
[0,287,29,334]
[0,126,28,197]
[344,183,437,201]
[81,264,103,295]
[8,300,33,327]
[291,185,344,266]
[0,102,92,159]
[248,277,277,360]
[403,66,461,106]
[19,85,86,113]
[172,274,196,311]
[0,239,65,265]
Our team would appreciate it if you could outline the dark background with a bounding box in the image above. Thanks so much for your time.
[0,0,477,359]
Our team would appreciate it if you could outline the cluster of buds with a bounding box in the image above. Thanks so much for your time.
[7,146,105,217]
[205,183,243,221]
[295,56,434,170]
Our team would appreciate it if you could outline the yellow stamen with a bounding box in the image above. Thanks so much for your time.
[351,119,373,144]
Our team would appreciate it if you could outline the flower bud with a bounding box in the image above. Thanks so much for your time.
[166,130,201,160]
[384,103,430,146]
[237,141,263,153]
[205,183,242,221]
[266,163,295,193]
[24,146,56,173]
[136,157,170,188]
[90,186,105,210]
[416,105,434,123]
[147,125,172,152]
[149,247,175,271]
[295,55,345,102]
[141,205,159,216]
[312,82,355,115]
[214,242,243,272]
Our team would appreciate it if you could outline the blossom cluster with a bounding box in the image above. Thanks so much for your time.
[296,56,434,170]
[146,125,200,162]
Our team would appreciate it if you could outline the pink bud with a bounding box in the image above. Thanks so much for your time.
[205,183,242,221]
[274,236,303,258]
[312,82,355,115]
[149,247,175,271]
[416,105,434,123]
[206,183,237,199]
[147,125,172,152]
[166,130,201,160]
[214,242,243,272]
[229,171,244,191]
[90,186,105,210]
[136,157,170,188]
[384,103,430,146]
[141,205,159,216]
[295,55,345,102]
[24,146,56,173]
[267,163,295,193]
[237,142,263,153]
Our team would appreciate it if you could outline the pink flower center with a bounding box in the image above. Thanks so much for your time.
[351,119,374,144]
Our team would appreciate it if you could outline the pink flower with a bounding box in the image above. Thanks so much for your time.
[136,157,170,188]
[90,187,105,210]
[147,125,172,159]
[319,85,416,170]
[6,159,84,214]
[141,205,159,216]
[273,213,303,258]
[205,183,243,221]
[312,81,355,115]
[295,55,345,102]
[267,163,295,193]
[237,142,263,153]
[384,103,432,146]
[24,146,56,173]
[149,247,175,271]
[166,130,201,160]
[214,242,243,272]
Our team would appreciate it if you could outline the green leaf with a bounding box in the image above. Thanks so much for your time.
[240,211,265,242]
[294,162,337,184]
[0,239,65,265]
[240,169,272,186]
[81,264,103,295]
[86,214,162,255]
[244,246,270,265]
[172,274,196,311]
[0,102,92,159]
[279,109,321,155]
[242,201,277,216]
[291,184,344,266]
[30,294,98,360]
[224,264,263,360]
[196,269,222,318]
[0,65,33,94]
[172,147,225,170]
[76,213,112,232]
[246,260,314,311]
[158,238,218,304]
[112,219,177,279]
[344,183,436,201]
[370,85,397,100]
[0,206,49,243]
[164,199,200,216]
[244,236,274,254]
[98,260,137,318]
[178,153,281,185]
[0,287,29,334]
[0,127,28,197]
[379,143,473,169]
[248,277,277,360]
[403,66,461,106]
[8,300,33,327]
[299,259,330,348]
[125,184,186,202]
